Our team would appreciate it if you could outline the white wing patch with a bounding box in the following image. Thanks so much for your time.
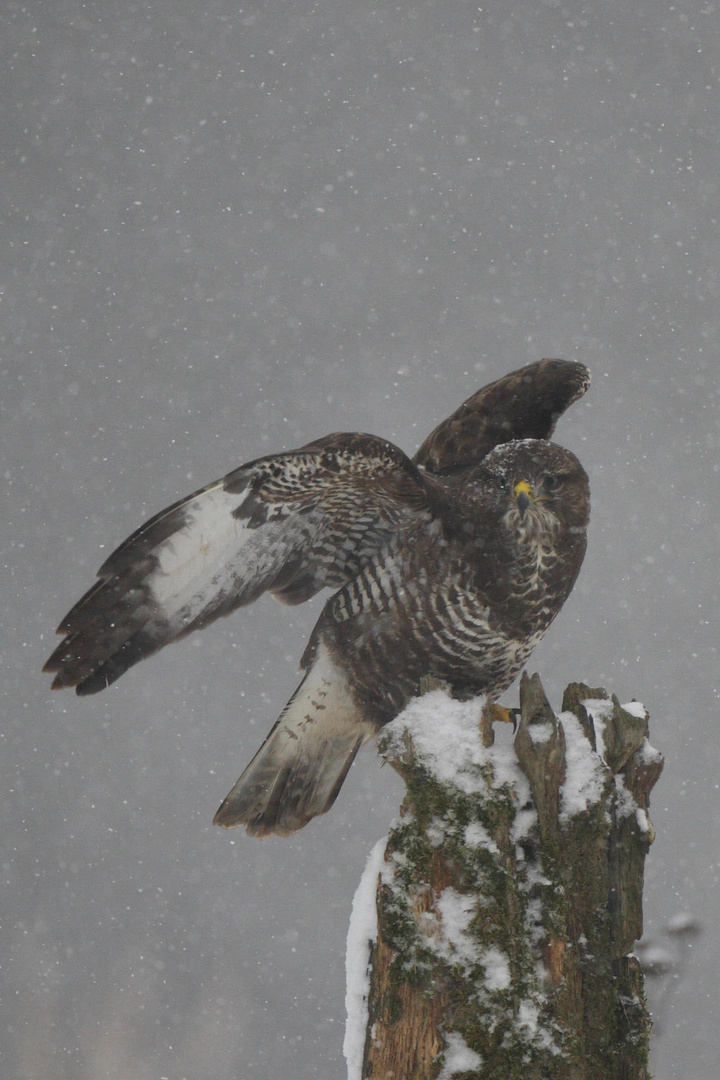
[148,483,315,630]
[152,484,243,604]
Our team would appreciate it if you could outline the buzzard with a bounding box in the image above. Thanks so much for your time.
[44,359,590,836]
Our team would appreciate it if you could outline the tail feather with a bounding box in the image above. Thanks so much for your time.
[213,643,374,836]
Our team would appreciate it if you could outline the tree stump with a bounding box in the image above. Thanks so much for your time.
[353,674,663,1080]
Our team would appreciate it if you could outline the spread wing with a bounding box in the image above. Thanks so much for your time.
[414,358,590,474]
[43,433,432,695]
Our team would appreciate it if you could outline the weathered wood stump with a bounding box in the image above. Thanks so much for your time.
[357,674,663,1080]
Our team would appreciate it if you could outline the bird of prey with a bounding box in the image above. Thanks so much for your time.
[44,358,590,836]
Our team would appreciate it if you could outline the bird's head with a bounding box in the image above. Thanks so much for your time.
[479,439,590,544]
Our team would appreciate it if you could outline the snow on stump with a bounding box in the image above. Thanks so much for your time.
[349,673,663,1080]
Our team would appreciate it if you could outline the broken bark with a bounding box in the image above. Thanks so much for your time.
[359,675,663,1080]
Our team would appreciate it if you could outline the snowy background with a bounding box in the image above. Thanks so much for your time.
[3,2,719,1077]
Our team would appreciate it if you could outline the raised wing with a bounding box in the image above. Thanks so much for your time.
[414,358,589,474]
[44,433,431,695]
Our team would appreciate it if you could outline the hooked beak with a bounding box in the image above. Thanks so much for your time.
[514,479,533,518]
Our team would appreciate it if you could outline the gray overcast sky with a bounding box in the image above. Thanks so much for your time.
[3,2,719,1077]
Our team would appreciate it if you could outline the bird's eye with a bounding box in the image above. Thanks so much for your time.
[484,472,508,493]
[543,473,561,492]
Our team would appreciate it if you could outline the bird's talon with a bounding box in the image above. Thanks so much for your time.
[483,703,521,733]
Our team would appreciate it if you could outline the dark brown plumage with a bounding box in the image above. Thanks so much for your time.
[415,356,589,473]
[44,359,590,836]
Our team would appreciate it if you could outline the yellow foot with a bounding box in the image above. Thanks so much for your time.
[480,702,520,746]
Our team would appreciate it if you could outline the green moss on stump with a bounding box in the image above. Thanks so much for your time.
[363,676,662,1080]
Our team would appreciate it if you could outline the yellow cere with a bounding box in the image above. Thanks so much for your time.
[514,480,533,499]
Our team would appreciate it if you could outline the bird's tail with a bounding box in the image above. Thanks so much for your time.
[213,643,374,836]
